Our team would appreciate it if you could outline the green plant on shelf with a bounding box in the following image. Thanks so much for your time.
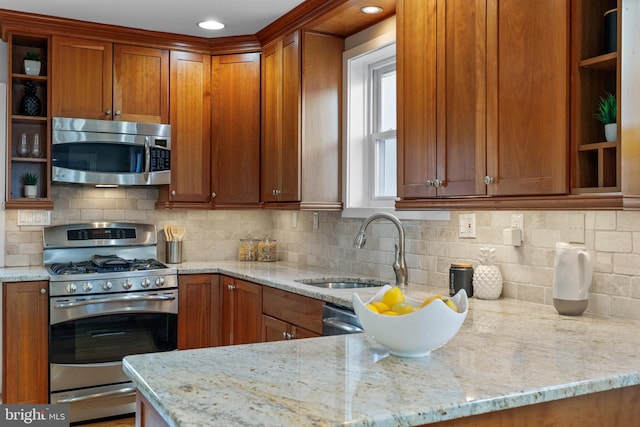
[22,172,38,185]
[594,92,616,125]
[24,51,40,61]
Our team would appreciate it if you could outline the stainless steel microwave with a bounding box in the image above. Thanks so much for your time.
[52,117,171,186]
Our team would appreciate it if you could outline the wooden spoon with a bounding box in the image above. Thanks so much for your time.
[173,226,186,241]
[164,224,173,241]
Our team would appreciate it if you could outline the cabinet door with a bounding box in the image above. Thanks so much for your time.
[435,0,487,196]
[279,31,302,202]
[168,51,212,203]
[221,277,262,346]
[211,53,261,207]
[262,314,289,342]
[52,36,112,119]
[485,0,569,196]
[2,281,49,404]
[261,32,301,204]
[177,274,220,349]
[397,0,438,198]
[114,44,169,124]
[261,41,282,202]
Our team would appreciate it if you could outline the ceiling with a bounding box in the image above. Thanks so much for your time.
[0,0,307,38]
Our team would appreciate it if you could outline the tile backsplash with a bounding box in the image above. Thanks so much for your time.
[5,185,640,320]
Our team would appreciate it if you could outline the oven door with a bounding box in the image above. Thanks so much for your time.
[50,289,178,393]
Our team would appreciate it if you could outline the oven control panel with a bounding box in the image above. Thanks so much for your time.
[49,272,177,296]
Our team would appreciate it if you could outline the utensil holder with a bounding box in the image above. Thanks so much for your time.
[166,241,183,264]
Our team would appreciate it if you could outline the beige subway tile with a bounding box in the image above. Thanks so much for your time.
[595,231,632,253]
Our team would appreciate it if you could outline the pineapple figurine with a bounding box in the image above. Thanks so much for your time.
[473,246,502,299]
[21,80,42,116]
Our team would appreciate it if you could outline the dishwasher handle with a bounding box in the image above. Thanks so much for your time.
[322,317,363,334]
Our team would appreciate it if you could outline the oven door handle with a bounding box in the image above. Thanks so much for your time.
[54,294,176,309]
[55,386,137,404]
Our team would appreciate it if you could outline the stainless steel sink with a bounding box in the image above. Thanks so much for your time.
[295,278,388,289]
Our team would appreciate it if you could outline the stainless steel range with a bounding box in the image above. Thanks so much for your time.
[43,222,178,423]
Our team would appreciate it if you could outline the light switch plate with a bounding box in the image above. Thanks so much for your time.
[18,210,51,226]
[458,214,476,238]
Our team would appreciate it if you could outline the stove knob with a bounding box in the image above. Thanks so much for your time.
[66,283,77,294]
[155,277,165,287]
[83,282,93,292]
[103,281,113,291]
[123,279,133,290]
[141,278,151,288]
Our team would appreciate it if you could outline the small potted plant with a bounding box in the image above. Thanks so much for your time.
[22,172,38,198]
[24,51,41,76]
[594,92,617,142]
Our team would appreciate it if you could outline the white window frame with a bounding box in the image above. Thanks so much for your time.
[341,23,449,221]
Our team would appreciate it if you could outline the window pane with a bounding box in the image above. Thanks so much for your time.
[379,71,396,132]
[374,136,397,198]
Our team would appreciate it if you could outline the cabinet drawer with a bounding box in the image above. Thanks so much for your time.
[262,287,324,334]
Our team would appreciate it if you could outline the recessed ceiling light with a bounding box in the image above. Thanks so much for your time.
[198,20,226,30]
[360,6,383,14]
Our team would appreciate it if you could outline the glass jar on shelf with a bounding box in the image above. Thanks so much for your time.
[17,133,29,157]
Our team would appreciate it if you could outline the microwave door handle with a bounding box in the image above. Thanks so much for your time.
[144,136,151,182]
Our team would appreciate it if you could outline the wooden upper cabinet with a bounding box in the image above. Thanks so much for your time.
[159,51,212,205]
[261,33,300,203]
[52,37,113,120]
[51,37,168,123]
[261,30,343,209]
[2,281,49,404]
[211,53,261,208]
[113,45,169,123]
[397,0,569,204]
[398,0,486,199]
[485,0,569,196]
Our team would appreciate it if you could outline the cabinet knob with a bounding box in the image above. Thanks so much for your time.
[105,109,112,115]
[115,110,121,116]
[425,180,433,187]
[227,284,236,290]
[171,190,176,196]
[40,288,47,294]
[484,176,495,185]
[282,331,287,338]
[211,192,216,199]
[433,179,445,188]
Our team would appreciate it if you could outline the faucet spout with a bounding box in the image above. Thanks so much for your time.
[353,212,408,289]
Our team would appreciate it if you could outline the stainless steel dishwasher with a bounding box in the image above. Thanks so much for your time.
[322,304,364,335]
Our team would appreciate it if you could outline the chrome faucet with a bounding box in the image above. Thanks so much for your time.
[353,212,408,288]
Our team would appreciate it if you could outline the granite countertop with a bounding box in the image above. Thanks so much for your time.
[123,295,640,426]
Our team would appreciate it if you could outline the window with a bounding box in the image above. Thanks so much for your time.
[342,22,449,221]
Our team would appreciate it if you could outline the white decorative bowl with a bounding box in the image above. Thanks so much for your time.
[352,285,468,357]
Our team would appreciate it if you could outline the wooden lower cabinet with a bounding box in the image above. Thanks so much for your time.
[177,274,220,349]
[2,281,49,404]
[262,286,324,342]
[220,276,263,346]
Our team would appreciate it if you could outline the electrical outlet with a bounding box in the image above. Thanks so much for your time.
[458,214,476,238]
[511,214,524,240]
[567,213,585,243]
[313,212,319,230]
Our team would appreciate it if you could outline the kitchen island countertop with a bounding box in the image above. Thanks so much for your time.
[123,290,640,426]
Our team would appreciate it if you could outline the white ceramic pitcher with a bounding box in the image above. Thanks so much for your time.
[552,242,593,316]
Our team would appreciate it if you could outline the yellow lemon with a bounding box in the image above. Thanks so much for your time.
[421,295,443,308]
[443,298,459,313]
[392,301,414,315]
[370,301,390,313]
[382,310,399,316]
[381,286,405,308]
[366,303,379,313]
